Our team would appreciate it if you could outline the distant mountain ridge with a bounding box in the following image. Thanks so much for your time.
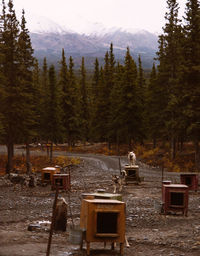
[28,18,158,69]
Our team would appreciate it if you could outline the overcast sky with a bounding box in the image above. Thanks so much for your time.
[13,0,187,34]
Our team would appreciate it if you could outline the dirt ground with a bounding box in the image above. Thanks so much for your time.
[0,151,200,256]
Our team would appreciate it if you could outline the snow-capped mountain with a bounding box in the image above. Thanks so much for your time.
[24,14,158,69]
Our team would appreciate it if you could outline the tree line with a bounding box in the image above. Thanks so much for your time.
[0,0,200,173]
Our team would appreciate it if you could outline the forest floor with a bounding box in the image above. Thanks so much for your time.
[0,144,200,256]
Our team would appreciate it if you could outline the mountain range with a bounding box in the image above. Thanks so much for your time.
[28,17,159,70]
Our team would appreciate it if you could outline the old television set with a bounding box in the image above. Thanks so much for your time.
[52,174,70,191]
[180,174,198,191]
[163,184,189,216]
[80,199,125,256]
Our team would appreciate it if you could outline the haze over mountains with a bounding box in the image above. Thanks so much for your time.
[28,15,159,69]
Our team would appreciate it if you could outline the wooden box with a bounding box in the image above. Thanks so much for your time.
[82,192,122,201]
[163,184,189,216]
[180,173,198,191]
[41,167,60,183]
[80,199,125,255]
[52,174,71,191]
[124,165,140,184]
[162,180,171,201]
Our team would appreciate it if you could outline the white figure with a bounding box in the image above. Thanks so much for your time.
[128,151,136,166]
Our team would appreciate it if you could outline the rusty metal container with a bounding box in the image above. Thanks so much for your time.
[180,173,198,191]
[41,167,60,183]
[80,199,125,255]
[163,184,189,216]
[52,173,71,191]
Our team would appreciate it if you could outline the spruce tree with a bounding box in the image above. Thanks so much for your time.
[58,49,69,143]
[67,56,80,145]
[137,55,146,143]
[183,0,200,167]
[46,64,63,161]
[93,66,107,141]
[109,62,125,148]
[120,47,140,148]
[0,0,20,172]
[156,0,184,159]
[32,58,41,142]
[79,57,89,142]
[90,58,100,141]
[17,9,35,173]
[146,63,164,148]
[40,57,49,142]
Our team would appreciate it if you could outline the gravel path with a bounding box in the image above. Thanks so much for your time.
[0,150,200,256]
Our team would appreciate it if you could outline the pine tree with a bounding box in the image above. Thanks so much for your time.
[79,57,89,142]
[91,58,100,100]
[0,0,20,172]
[120,47,140,148]
[46,64,63,161]
[90,58,101,141]
[109,62,125,148]
[183,0,200,167]
[146,63,164,148]
[17,9,35,173]
[156,0,184,159]
[67,56,80,145]
[32,58,42,142]
[40,57,49,142]
[58,49,69,143]
[93,66,107,141]
[137,55,146,143]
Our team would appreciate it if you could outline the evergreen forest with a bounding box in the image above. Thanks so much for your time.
[0,0,200,172]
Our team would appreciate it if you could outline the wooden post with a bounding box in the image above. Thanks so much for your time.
[119,157,122,175]
[46,186,59,256]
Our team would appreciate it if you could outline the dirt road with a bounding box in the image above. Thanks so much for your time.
[0,151,200,256]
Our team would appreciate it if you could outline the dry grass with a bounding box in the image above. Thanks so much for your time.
[0,142,198,175]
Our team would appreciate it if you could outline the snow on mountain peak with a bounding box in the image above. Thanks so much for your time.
[16,10,156,37]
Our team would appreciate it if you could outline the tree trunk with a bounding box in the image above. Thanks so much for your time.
[194,140,200,170]
[107,141,111,150]
[46,143,50,158]
[171,136,176,160]
[26,142,32,174]
[128,137,132,151]
[117,134,120,156]
[50,142,53,163]
[6,141,14,174]
[153,137,157,149]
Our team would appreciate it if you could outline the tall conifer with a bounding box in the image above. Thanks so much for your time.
[183,0,200,167]
[80,57,89,142]
[0,0,20,172]
[17,9,35,173]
